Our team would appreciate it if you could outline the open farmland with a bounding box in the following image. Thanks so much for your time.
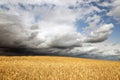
[0,56,120,80]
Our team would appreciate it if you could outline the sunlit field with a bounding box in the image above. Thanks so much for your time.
[0,56,120,80]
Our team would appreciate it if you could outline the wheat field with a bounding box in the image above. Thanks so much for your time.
[0,56,120,80]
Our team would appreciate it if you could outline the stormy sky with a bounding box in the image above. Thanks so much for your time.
[0,0,120,60]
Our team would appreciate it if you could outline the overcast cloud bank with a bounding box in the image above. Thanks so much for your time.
[0,0,120,60]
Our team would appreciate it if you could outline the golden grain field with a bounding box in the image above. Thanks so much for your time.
[0,56,120,80]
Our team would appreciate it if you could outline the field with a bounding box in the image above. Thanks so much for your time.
[0,56,120,80]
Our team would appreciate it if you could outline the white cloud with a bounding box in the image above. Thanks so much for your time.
[107,0,120,20]
[85,14,101,31]
[84,24,114,43]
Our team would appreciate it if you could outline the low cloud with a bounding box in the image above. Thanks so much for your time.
[0,12,114,49]
[86,24,114,43]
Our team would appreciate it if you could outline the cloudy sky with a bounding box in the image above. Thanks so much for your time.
[0,0,120,60]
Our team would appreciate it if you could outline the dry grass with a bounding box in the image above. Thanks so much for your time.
[0,56,120,80]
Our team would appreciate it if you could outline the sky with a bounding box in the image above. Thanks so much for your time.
[0,0,120,60]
